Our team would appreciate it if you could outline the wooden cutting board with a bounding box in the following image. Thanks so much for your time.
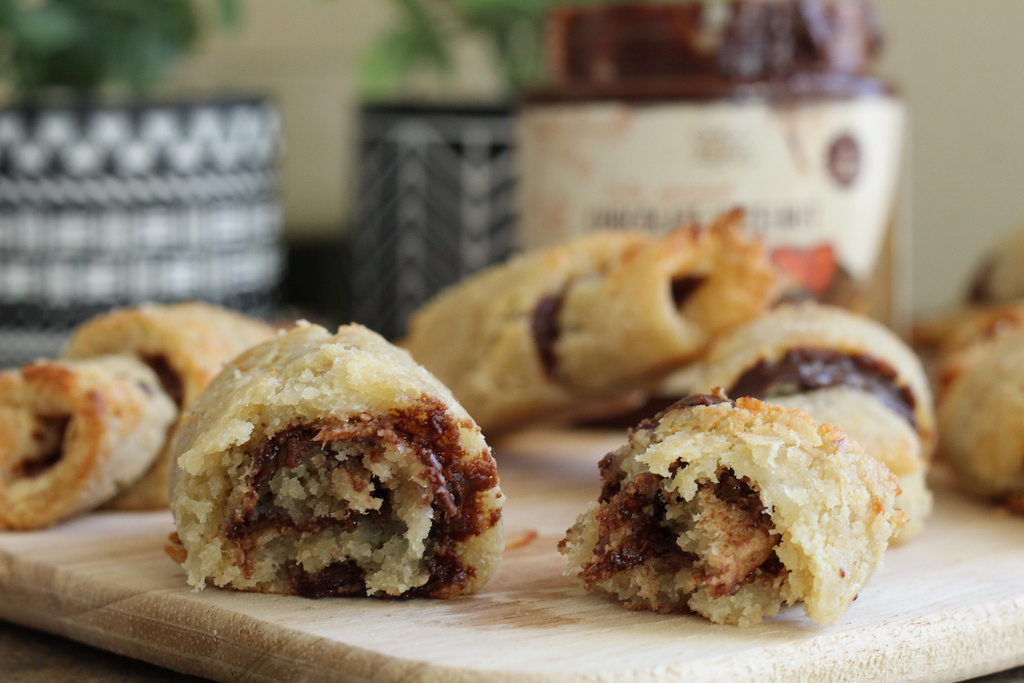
[2,428,1024,683]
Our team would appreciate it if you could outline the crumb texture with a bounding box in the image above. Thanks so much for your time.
[170,323,504,598]
[560,396,902,626]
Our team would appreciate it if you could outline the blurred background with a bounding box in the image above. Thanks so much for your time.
[1,0,1021,357]
[157,0,1020,315]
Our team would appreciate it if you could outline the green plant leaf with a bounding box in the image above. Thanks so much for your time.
[1,0,228,99]
[11,6,79,50]
[448,0,549,89]
[216,0,239,30]
[359,0,456,101]
[360,25,451,101]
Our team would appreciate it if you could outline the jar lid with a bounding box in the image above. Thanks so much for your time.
[547,1,884,86]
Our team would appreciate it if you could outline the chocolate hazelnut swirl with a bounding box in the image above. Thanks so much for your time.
[560,393,902,626]
[0,356,177,530]
[656,302,936,541]
[403,209,777,434]
[168,322,504,598]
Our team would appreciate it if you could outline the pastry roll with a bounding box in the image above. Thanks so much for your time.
[658,303,934,539]
[0,356,177,529]
[966,222,1024,306]
[559,392,903,627]
[918,303,1024,399]
[403,210,777,433]
[63,301,275,509]
[170,322,504,598]
[938,325,1024,509]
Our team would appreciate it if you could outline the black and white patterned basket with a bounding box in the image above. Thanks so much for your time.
[352,105,515,340]
[0,98,283,367]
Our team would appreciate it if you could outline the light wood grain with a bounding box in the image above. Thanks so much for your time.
[1,429,1024,682]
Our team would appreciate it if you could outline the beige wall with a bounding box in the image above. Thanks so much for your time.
[166,0,500,241]
[165,0,1024,316]
[165,1,393,240]
[875,0,1024,315]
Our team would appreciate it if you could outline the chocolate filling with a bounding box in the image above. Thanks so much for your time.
[580,464,783,602]
[634,392,734,434]
[387,401,500,597]
[672,393,733,410]
[226,397,500,598]
[671,275,707,309]
[13,416,69,479]
[579,473,694,590]
[286,560,366,599]
[142,354,184,408]
[531,294,564,378]
[597,452,627,504]
[729,347,917,428]
[531,273,704,384]
[697,471,782,598]
[714,470,766,515]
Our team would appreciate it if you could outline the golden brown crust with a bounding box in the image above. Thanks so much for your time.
[62,301,275,509]
[63,301,275,408]
[0,356,177,529]
[404,211,778,434]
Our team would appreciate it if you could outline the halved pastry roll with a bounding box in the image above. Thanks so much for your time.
[658,303,934,539]
[559,392,903,627]
[403,210,778,434]
[63,301,275,509]
[0,356,177,529]
[170,322,504,598]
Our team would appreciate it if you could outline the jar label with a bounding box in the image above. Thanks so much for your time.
[517,96,904,307]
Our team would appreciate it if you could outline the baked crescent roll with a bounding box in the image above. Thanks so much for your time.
[919,303,1024,399]
[938,325,1024,508]
[63,301,275,509]
[169,322,504,598]
[966,222,1024,306]
[0,356,177,529]
[403,210,777,434]
[560,392,903,627]
[658,303,934,539]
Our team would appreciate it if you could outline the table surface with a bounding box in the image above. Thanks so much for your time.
[2,610,1024,683]
[5,428,1024,683]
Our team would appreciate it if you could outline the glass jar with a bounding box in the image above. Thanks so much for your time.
[517,0,905,319]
